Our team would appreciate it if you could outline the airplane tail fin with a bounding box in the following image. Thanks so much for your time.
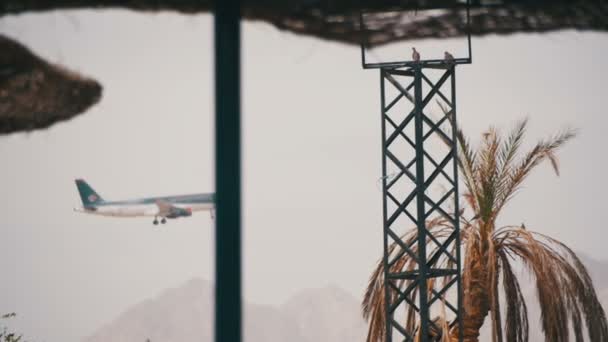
[75,179,103,206]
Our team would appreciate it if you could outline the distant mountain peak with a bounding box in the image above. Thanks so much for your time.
[84,278,366,342]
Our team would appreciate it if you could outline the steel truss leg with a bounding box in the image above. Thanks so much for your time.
[379,64,463,342]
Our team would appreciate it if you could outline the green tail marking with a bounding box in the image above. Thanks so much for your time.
[75,179,103,206]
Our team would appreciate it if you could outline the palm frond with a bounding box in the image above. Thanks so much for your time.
[497,248,529,342]
[476,128,501,227]
[487,235,503,342]
[457,136,479,196]
[534,232,608,342]
[495,119,528,208]
[494,127,576,213]
[496,227,608,342]
[497,119,528,174]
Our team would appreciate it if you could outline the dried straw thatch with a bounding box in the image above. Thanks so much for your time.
[0,35,102,134]
[1,0,607,134]
[2,1,608,46]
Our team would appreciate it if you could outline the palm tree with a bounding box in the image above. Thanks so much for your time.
[1,313,23,342]
[362,120,608,342]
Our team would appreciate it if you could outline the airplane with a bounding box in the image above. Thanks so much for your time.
[73,179,215,225]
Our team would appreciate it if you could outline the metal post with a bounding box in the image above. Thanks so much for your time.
[214,2,241,342]
[380,69,392,342]
[413,65,430,342]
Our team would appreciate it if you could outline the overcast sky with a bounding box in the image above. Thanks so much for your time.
[1,10,608,342]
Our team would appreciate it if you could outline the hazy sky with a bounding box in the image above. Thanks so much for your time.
[1,10,608,342]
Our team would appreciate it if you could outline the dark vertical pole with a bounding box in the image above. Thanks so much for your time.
[414,65,429,342]
[379,69,392,342]
[214,2,241,342]
[466,0,472,63]
[359,12,367,68]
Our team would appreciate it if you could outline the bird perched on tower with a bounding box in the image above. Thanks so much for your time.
[412,47,420,63]
[444,51,454,63]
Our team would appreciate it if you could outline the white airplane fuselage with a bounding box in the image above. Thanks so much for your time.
[74,179,215,224]
[74,202,214,218]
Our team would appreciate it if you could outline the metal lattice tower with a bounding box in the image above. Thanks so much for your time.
[359,2,472,339]
[378,63,463,342]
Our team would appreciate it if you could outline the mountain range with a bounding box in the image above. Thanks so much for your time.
[84,256,608,342]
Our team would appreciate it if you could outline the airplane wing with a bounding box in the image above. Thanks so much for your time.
[155,200,192,218]
[155,200,174,216]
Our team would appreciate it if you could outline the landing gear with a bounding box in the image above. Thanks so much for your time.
[153,216,167,225]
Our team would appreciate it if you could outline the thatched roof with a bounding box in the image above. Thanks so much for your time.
[1,0,607,134]
[2,1,608,46]
[0,35,102,134]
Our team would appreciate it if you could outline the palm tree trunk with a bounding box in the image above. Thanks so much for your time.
[450,244,491,342]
